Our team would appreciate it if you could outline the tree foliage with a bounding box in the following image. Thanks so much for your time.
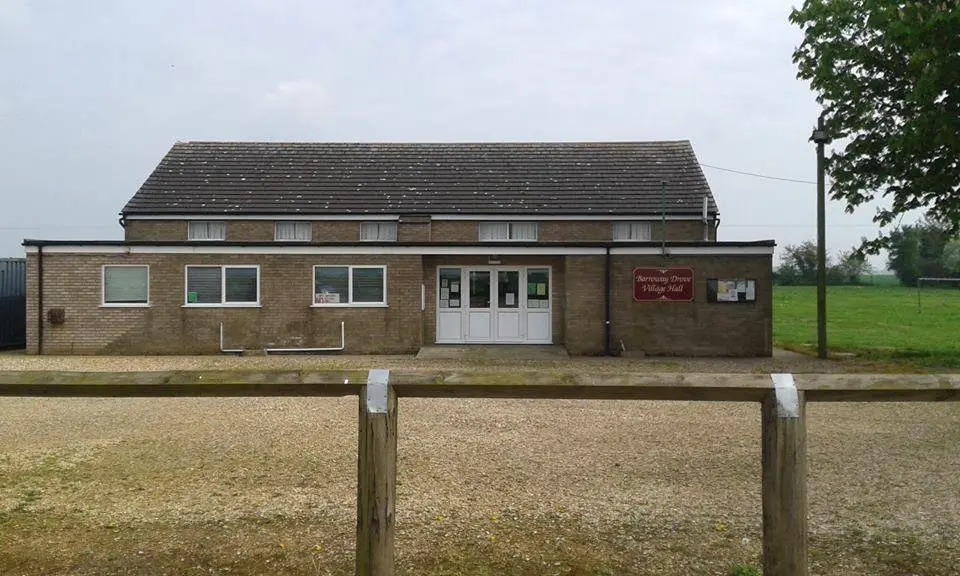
[886,215,959,285]
[790,1,960,251]
[775,240,872,285]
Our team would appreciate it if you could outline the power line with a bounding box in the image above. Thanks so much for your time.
[699,162,817,185]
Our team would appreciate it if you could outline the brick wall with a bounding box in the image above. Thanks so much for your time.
[562,256,607,355]
[124,220,409,243]
[606,254,772,356]
[27,252,422,355]
[562,254,770,356]
[123,218,717,243]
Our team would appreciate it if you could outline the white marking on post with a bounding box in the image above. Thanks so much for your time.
[366,369,390,414]
[771,373,799,418]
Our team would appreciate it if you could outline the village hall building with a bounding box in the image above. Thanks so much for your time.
[23,141,774,356]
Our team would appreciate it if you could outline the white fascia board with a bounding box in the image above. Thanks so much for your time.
[125,214,401,221]
[27,244,772,256]
[125,214,716,222]
[610,246,774,256]
[431,214,708,221]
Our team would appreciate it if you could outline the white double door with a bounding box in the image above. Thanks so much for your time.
[436,266,551,344]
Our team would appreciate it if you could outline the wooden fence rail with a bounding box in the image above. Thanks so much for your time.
[2,370,959,576]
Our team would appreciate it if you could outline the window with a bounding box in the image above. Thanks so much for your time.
[313,265,386,306]
[102,265,149,306]
[612,221,653,241]
[275,221,312,241]
[526,268,550,308]
[188,221,226,241]
[478,221,538,241]
[359,221,398,241]
[185,265,259,306]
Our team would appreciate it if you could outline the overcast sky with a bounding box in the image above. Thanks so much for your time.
[0,0,903,268]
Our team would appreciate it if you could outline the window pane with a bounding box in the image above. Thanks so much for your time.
[225,267,258,303]
[527,268,549,307]
[469,271,490,308]
[352,267,385,303]
[188,221,226,240]
[104,266,148,304]
[612,222,630,241]
[314,267,349,304]
[187,266,222,303]
[439,268,461,308]
[478,222,509,241]
[510,222,538,240]
[377,222,397,241]
[497,270,519,308]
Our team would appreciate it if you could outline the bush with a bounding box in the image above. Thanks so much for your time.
[729,565,761,576]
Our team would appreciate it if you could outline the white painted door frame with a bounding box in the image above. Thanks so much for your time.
[434,265,552,344]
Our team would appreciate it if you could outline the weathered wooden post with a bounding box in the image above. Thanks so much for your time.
[357,369,397,576]
[762,374,808,576]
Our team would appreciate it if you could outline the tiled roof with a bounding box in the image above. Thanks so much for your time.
[121,141,719,216]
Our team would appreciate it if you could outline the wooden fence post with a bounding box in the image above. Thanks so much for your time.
[357,369,397,576]
[762,374,808,576]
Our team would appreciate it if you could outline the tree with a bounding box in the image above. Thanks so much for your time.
[775,240,872,285]
[832,249,873,284]
[790,2,960,251]
[777,241,822,285]
[886,216,954,285]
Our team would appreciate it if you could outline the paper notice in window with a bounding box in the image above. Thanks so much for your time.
[187,291,198,303]
[746,280,756,301]
[736,280,746,293]
[441,279,448,288]
[718,281,738,302]
[449,299,460,308]
[441,288,450,299]
[506,293,515,306]
[451,282,459,292]
[536,283,546,296]
[440,299,449,308]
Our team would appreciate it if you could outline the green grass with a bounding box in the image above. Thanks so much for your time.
[774,285,960,368]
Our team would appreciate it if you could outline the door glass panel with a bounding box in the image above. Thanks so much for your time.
[469,270,491,308]
[439,268,461,308]
[498,270,520,308]
[527,268,550,309]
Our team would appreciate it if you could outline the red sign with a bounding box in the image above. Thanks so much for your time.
[633,267,695,302]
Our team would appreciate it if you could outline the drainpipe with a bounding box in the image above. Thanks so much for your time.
[37,245,43,355]
[604,245,612,356]
[702,196,709,241]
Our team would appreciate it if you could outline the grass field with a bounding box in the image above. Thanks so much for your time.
[774,284,960,367]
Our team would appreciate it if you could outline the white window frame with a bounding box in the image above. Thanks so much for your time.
[359,221,398,242]
[187,221,227,241]
[101,265,150,307]
[312,265,387,308]
[275,221,312,242]
[478,222,538,242]
[183,265,261,307]
[612,221,653,241]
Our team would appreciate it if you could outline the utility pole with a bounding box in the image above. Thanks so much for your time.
[811,113,829,359]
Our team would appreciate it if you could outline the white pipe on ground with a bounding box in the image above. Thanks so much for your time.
[219,321,346,354]
[263,321,346,354]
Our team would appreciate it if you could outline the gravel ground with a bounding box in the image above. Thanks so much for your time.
[0,351,926,374]
[2,389,959,574]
